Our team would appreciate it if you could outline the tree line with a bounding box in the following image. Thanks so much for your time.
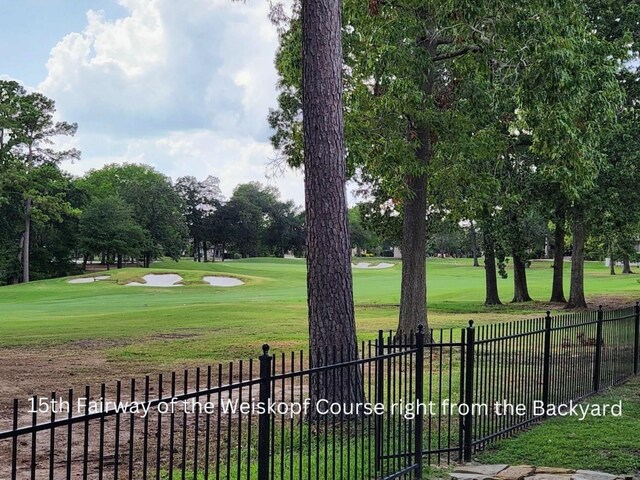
[0,82,312,285]
[269,0,640,335]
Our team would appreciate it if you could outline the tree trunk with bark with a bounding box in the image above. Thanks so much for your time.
[302,0,363,409]
[397,36,435,337]
[512,253,532,302]
[566,207,588,309]
[398,171,428,336]
[483,231,502,305]
[609,244,616,275]
[622,254,633,274]
[117,254,123,269]
[22,198,32,283]
[550,214,567,303]
[470,221,480,267]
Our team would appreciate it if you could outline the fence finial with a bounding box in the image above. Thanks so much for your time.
[418,324,424,334]
[598,305,603,311]
[468,320,474,328]
[262,344,270,355]
[546,310,551,317]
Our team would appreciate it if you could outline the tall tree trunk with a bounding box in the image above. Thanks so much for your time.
[483,231,502,305]
[550,214,567,303]
[203,241,208,262]
[302,0,362,409]
[397,36,435,336]
[609,244,616,275]
[622,253,633,274]
[398,172,428,335]
[566,207,587,309]
[512,253,533,302]
[470,220,480,267]
[23,198,32,283]
[82,253,89,271]
[117,254,123,269]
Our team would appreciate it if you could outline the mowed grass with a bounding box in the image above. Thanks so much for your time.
[476,376,640,475]
[0,257,638,365]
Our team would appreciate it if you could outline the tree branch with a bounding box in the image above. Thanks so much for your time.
[433,45,482,62]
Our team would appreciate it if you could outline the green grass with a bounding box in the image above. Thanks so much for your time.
[0,257,638,365]
[476,376,640,475]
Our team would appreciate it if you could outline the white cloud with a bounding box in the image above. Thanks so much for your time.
[40,0,305,203]
[59,129,306,204]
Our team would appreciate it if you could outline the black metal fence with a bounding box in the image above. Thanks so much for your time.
[1,304,639,479]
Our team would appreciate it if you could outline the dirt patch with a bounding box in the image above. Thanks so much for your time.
[585,296,637,311]
[0,343,149,424]
[486,297,636,314]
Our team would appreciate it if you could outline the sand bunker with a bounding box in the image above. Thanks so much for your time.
[126,274,183,287]
[68,275,110,284]
[203,276,244,287]
[352,262,395,269]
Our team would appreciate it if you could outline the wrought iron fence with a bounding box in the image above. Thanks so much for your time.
[0,304,639,479]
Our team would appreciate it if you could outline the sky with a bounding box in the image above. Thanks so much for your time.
[0,0,307,205]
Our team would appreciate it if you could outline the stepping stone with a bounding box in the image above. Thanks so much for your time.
[535,468,576,475]
[497,465,536,480]
[450,473,495,480]
[528,475,575,480]
[573,471,618,480]
[456,465,510,476]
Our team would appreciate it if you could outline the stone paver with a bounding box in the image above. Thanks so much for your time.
[497,465,536,480]
[455,465,510,476]
[450,465,636,480]
[573,471,619,480]
[450,473,495,480]
[535,468,576,475]
[528,475,574,480]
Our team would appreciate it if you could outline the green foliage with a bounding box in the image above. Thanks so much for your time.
[0,80,81,283]
[208,182,305,258]
[80,163,189,263]
[348,205,382,254]
[79,197,145,260]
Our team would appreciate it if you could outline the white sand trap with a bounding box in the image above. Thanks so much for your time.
[352,262,395,269]
[126,274,183,287]
[203,276,244,287]
[68,275,110,284]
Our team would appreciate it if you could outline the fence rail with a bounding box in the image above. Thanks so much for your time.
[1,304,639,479]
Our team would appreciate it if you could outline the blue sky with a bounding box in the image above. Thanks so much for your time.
[0,0,305,205]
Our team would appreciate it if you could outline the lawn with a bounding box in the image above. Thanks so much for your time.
[0,257,638,474]
[0,257,638,365]
[476,376,640,475]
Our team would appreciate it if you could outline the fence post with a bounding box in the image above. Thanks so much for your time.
[414,326,425,479]
[634,302,639,375]
[463,320,475,462]
[542,311,552,417]
[375,330,384,472]
[257,344,272,480]
[593,306,604,393]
